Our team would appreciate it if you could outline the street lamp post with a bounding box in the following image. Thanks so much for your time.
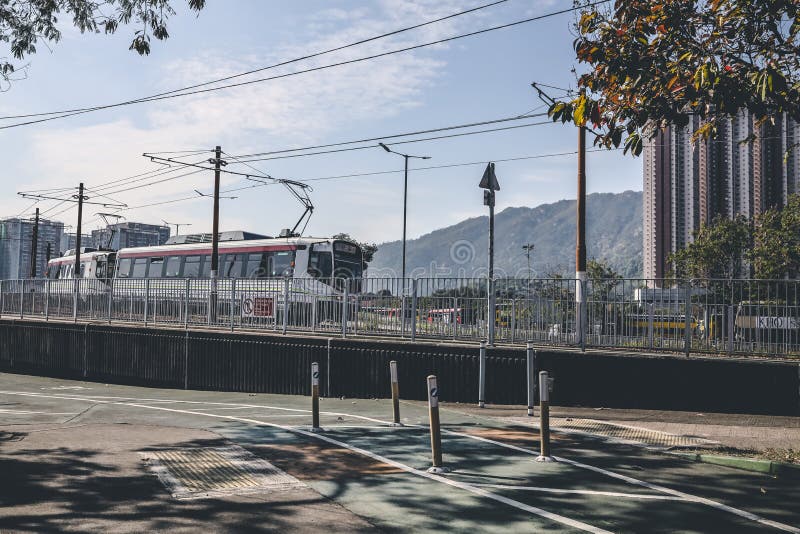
[378,142,430,281]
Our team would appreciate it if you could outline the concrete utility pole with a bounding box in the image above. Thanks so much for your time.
[576,104,588,346]
[209,146,225,323]
[74,183,86,278]
[29,208,39,278]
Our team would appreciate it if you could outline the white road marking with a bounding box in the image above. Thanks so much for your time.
[0,390,610,534]
[2,389,798,533]
[0,409,77,415]
[475,484,689,501]
[437,427,800,534]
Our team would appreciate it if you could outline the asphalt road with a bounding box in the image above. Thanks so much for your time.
[1,372,798,533]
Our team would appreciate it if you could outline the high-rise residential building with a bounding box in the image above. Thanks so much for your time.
[91,222,170,251]
[0,217,64,279]
[643,111,800,279]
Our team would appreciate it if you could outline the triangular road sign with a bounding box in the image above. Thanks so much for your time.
[479,162,500,191]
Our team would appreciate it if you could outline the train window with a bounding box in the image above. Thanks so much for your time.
[246,253,267,278]
[131,258,147,278]
[308,249,333,280]
[64,264,72,278]
[271,251,295,277]
[117,258,132,278]
[224,254,245,278]
[148,257,165,278]
[184,256,201,278]
[201,255,211,277]
[165,256,182,277]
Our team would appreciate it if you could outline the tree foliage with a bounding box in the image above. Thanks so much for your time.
[0,0,205,87]
[332,233,378,264]
[668,215,751,279]
[750,194,800,278]
[549,1,800,155]
[587,257,621,294]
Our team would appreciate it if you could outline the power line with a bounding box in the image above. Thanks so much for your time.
[236,121,552,164]
[0,1,607,130]
[0,0,510,123]
[103,146,622,217]
[228,112,546,160]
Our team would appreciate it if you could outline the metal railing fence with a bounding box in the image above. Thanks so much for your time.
[1,277,798,357]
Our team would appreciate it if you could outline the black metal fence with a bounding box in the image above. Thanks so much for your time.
[1,318,798,415]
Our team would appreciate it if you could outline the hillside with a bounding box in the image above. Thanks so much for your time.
[367,190,643,278]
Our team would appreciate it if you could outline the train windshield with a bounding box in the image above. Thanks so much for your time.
[333,241,363,280]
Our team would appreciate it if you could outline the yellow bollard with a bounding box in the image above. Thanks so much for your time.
[426,375,448,473]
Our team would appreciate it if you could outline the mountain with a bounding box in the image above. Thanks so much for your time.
[367,190,643,279]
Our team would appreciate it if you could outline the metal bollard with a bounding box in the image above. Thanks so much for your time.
[536,370,554,462]
[526,343,536,416]
[426,375,447,473]
[478,341,487,408]
[311,362,321,432]
[390,360,401,426]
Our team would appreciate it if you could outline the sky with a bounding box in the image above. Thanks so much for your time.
[0,0,643,244]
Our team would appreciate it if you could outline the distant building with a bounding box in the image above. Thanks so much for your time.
[643,111,800,279]
[91,222,170,250]
[60,233,92,256]
[0,217,64,279]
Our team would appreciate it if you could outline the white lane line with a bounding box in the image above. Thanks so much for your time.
[7,392,391,425]
[554,455,800,534]
[0,409,77,415]
[0,390,609,534]
[436,428,800,534]
[3,389,798,533]
[475,484,688,501]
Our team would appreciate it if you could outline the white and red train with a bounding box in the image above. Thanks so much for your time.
[46,235,365,295]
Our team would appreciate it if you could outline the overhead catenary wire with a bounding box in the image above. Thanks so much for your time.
[101,146,622,218]
[0,1,608,130]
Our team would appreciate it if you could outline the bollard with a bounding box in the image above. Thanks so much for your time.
[526,343,536,416]
[390,360,402,426]
[427,375,447,473]
[478,341,487,408]
[311,362,321,432]
[536,370,554,462]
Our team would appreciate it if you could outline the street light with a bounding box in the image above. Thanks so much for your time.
[378,142,430,281]
[522,243,535,279]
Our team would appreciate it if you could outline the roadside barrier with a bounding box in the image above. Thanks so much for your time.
[536,370,554,462]
[427,374,447,473]
[390,360,401,426]
[311,361,321,431]
[526,342,536,417]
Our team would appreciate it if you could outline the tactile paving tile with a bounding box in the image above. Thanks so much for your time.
[552,419,712,448]
[141,445,304,499]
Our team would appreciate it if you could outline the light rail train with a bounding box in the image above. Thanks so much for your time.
[45,235,365,297]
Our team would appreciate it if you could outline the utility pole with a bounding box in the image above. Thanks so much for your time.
[576,96,588,347]
[74,183,86,278]
[29,208,39,278]
[209,146,225,323]
[479,162,500,346]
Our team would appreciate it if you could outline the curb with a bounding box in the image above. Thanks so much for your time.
[671,452,800,478]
